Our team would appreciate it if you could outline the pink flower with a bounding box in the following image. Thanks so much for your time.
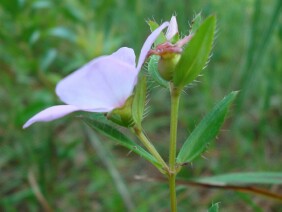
[23,22,169,128]
[165,16,178,41]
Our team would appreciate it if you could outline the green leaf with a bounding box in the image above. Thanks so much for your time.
[196,172,282,185]
[132,76,147,128]
[148,55,169,88]
[82,117,162,169]
[208,202,220,212]
[173,15,216,88]
[147,20,167,46]
[177,91,238,163]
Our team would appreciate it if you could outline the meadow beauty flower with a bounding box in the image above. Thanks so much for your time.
[23,22,169,128]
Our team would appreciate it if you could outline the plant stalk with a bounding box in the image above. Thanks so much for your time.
[169,83,180,212]
[134,127,168,171]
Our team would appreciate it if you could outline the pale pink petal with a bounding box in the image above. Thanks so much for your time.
[136,22,169,72]
[56,48,137,111]
[166,16,178,40]
[111,47,136,67]
[23,105,80,128]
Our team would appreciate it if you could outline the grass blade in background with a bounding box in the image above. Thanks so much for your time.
[235,0,282,114]
[84,128,135,211]
[82,117,162,169]
[208,202,220,212]
[177,91,238,164]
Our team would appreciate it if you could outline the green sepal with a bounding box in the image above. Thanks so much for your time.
[170,33,180,44]
[107,96,134,127]
[132,76,147,129]
[173,15,216,88]
[147,20,167,46]
[190,13,203,34]
[177,91,238,164]
[148,55,169,88]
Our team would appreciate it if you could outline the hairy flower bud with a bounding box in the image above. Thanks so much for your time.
[158,53,181,81]
[147,15,193,83]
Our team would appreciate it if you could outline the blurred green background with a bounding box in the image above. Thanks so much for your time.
[1,0,281,211]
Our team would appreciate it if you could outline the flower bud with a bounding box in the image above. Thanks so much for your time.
[158,53,181,81]
[147,35,192,82]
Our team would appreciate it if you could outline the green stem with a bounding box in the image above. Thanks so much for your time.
[169,173,177,212]
[169,83,180,212]
[133,127,168,171]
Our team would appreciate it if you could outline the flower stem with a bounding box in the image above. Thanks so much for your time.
[169,83,180,212]
[169,173,177,212]
[133,127,168,171]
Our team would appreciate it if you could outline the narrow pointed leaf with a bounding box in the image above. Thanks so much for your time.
[196,172,282,185]
[177,91,238,163]
[132,76,147,128]
[83,117,162,169]
[173,15,216,88]
[148,55,169,88]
